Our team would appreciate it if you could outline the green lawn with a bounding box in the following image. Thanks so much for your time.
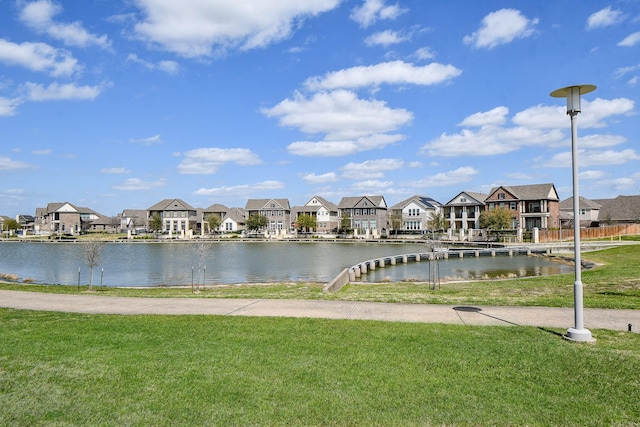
[1,309,639,426]
[2,244,639,309]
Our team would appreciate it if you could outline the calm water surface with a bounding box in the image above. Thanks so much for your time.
[0,241,571,286]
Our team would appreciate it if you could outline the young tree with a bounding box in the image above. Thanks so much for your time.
[205,214,222,234]
[246,214,268,233]
[148,213,163,236]
[2,218,20,236]
[82,238,104,290]
[427,211,448,232]
[296,214,316,233]
[479,208,514,230]
[339,212,352,235]
[389,214,403,238]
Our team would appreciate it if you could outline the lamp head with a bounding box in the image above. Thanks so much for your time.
[550,84,596,114]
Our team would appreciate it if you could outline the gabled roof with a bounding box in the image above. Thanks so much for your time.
[559,196,601,211]
[147,198,195,211]
[222,207,246,224]
[121,209,147,218]
[338,195,387,209]
[244,198,290,211]
[487,183,559,201]
[389,195,441,210]
[597,195,640,222]
[304,195,338,211]
[204,203,229,213]
[443,191,488,206]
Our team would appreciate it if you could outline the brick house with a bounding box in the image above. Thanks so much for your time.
[34,202,101,235]
[484,183,559,231]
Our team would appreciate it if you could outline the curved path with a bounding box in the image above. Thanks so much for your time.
[1,290,638,333]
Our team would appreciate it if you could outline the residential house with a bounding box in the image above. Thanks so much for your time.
[389,195,442,233]
[484,183,559,231]
[559,197,601,227]
[338,195,387,237]
[17,215,35,235]
[34,202,102,235]
[119,209,148,233]
[147,199,197,238]
[245,199,291,235]
[595,195,640,225]
[442,191,487,232]
[87,215,118,233]
[202,204,246,233]
[291,196,340,233]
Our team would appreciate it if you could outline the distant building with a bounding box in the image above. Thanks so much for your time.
[147,199,197,238]
[442,191,487,231]
[291,196,340,234]
[484,183,559,231]
[338,195,387,237]
[389,195,441,233]
[34,202,101,235]
[245,199,291,235]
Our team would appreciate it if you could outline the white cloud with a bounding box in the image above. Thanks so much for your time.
[458,106,508,127]
[300,172,339,184]
[24,82,106,101]
[464,8,538,49]
[193,180,283,195]
[113,178,165,191]
[0,97,22,116]
[0,156,35,171]
[287,134,404,157]
[0,38,80,77]
[264,89,412,141]
[101,167,130,174]
[129,134,162,145]
[350,0,405,28]
[613,64,640,79]
[19,0,110,49]
[586,6,625,29]
[578,134,627,149]
[127,54,180,75]
[414,47,435,60]
[31,149,52,155]
[544,149,640,168]
[618,31,640,47]
[178,147,261,174]
[364,30,408,47]
[304,60,461,91]
[596,172,640,193]
[133,0,340,57]
[413,167,478,187]
[341,158,403,180]
[350,179,393,192]
[579,170,606,180]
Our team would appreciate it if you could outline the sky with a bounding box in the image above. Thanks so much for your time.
[1,0,639,218]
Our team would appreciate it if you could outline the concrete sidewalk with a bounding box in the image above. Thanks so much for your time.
[1,290,638,332]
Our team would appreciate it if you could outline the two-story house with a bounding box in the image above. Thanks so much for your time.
[389,195,441,233]
[338,195,387,237]
[244,199,291,235]
[202,203,246,233]
[559,197,601,228]
[442,191,487,232]
[34,202,102,235]
[291,196,340,233]
[485,183,559,231]
[147,199,197,237]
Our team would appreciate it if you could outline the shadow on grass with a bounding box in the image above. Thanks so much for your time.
[453,306,520,326]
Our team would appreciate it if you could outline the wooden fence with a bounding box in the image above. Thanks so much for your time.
[538,224,640,243]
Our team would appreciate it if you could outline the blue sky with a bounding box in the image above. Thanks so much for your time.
[1,0,639,217]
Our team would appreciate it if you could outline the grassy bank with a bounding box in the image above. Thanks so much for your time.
[1,309,639,426]
[2,244,639,309]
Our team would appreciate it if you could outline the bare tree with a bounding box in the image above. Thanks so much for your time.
[193,241,212,292]
[82,238,104,290]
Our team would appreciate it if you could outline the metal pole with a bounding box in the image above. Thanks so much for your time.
[77,267,80,292]
[566,111,592,342]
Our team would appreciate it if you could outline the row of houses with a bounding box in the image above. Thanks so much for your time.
[2,183,640,240]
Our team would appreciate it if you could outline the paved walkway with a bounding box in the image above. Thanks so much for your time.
[0,290,638,332]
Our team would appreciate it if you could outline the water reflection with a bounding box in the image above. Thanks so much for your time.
[0,241,572,287]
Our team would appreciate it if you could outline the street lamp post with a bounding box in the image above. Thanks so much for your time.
[550,84,596,342]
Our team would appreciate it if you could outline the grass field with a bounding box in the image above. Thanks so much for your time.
[1,309,639,426]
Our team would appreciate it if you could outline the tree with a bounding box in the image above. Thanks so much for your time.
[205,214,222,234]
[427,211,448,232]
[82,238,104,290]
[2,218,20,236]
[479,208,513,231]
[148,213,163,236]
[339,212,352,234]
[296,214,316,233]
[246,214,268,233]
[389,214,403,238]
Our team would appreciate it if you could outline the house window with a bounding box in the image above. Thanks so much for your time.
[510,202,517,210]
[498,193,505,200]
[460,197,467,202]
[181,211,186,217]
[355,209,360,215]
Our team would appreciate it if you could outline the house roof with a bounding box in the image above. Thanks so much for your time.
[147,199,195,211]
[338,195,387,209]
[559,196,601,211]
[204,203,229,213]
[389,195,441,210]
[597,195,640,222]
[292,195,339,214]
[121,209,147,218]
[443,191,488,206]
[487,183,559,201]
[244,199,290,211]
[223,207,246,224]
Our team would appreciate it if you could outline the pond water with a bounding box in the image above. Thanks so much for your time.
[0,241,572,287]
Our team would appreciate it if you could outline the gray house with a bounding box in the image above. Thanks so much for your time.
[338,195,387,237]
[389,195,441,233]
[147,199,197,238]
[245,198,291,235]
